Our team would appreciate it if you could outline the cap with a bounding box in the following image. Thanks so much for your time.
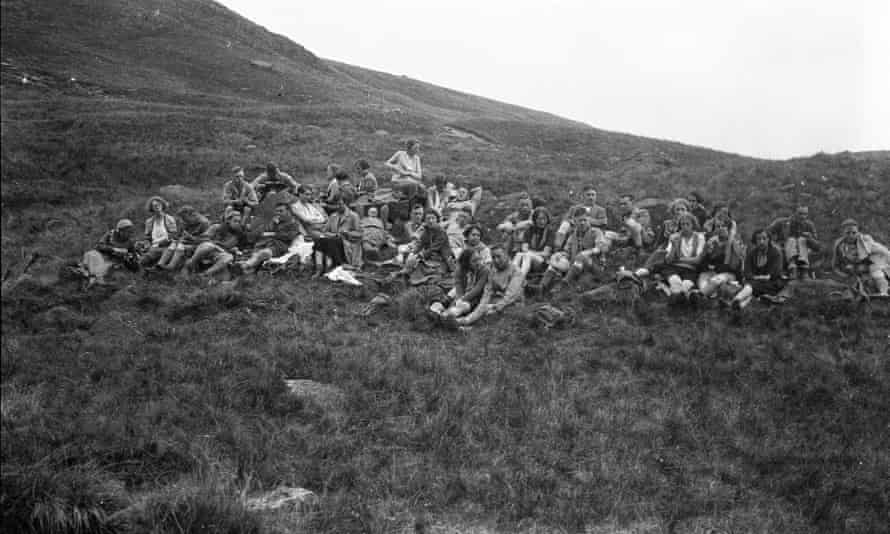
[116,219,134,230]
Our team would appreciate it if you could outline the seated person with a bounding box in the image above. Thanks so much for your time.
[610,194,654,249]
[652,213,706,301]
[393,204,427,264]
[457,245,525,326]
[702,202,738,240]
[222,166,259,225]
[462,224,492,266]
[728,228,786,308]
[832,219,890,296]
[697,219,745,299]
[157,206,211,271]
[393,210,453,280]
[443,184,483,222]
[80,219,139,286]
[768,205,819,279]
[290,185,328,237]
[686,191,709,228]
[313,198,363,272]
[140,196,178,267]
[184,211,250,277]
[354,159,378,195]
[539,212,606,294]
[634,198,696,278]
[386,139,423,189]
[236,202,301,274]
[445,208,472,257]
[555,184,608,249]
[430,248,491,320]
[514,207,554,277]
[324,170,357,213]
[427,175,455,216]
[251,162,298,201]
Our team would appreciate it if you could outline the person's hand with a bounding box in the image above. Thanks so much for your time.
[454,298,468,309]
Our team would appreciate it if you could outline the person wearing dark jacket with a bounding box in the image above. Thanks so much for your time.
[79,219,140,285]
[723,228,785,308]
[184,211,250,277]
[237,203,300,274]
[157,206,211,271]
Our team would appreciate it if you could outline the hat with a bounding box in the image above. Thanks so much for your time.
[116,219,134,230]
[841,218,859,228]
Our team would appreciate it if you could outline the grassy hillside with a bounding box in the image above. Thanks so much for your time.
[2,0,890,533]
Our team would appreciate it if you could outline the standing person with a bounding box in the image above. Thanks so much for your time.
[140,196,178,267]
[386,139,423,186]
[237,203,301,274]
[184,211,250,278]
[555,185,608,249]
[832,219,890,296]
[251,162,298,202]
[456,245,525,326]
[79,219,139,286]
[157,206,210,271]
[768,205,819,279]
[222,166,259,226]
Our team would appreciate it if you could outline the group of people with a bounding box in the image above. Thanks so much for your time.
[77,139,890,327]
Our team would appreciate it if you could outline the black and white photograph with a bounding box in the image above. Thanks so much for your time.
[2,1,888,532]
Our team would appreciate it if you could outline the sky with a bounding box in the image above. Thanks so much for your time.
[220,0,889,160]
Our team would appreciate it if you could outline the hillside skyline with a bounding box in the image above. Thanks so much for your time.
[220,0,890,160]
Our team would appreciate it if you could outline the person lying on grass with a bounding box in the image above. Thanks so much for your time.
[430,248,491,321]
[156,205,210,271]
[183,210,250,278]
[456,244,525,326]
[79,218,140,286]
[236,203,300,275]
[538,212,607,295]
[251,162,298,202]
[222,166,259,227]
[832,218,890,296]
[140,196,178,268]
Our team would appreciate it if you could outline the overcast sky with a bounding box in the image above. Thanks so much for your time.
[220,0,889,160]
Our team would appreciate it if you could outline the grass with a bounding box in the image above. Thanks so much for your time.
[3,1,890,531]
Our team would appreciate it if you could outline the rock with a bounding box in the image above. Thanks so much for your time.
[244,486,317,512]
[284,379,345,414]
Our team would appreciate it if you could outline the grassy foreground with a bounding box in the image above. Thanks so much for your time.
[2,253,889,533]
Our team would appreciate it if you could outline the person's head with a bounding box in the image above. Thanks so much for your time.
[334,198,347,214]
[355,159,370,173]
[491,244,510,270]
[406,139,420,154]
[335,170,351,183]
[297,184,313,202]
[687,191,704,206]
[678,213,697,235]
[751,228,770,249]
[532,207,551,228]
[575,215,591,234]
[841,219,860,243]
[225,211,243,231]
[232,166,245,183]
[518,197,533,217]
[714,220,729,240]
[410,204,425,224]
[366,206,379,219]
[424,210,440,227]
[793,205,809,221]
[456,186,469,201]
[463,224,483,247]
[711,202,731,222]
[146,196,168,214]
[434,175,447,191]
[178,205,199,223]
[619,194,634,211]
[670,198,690,218]
[583,185,598,205]
[266,162,278,178]
[326,163,341,179]
[115,219,134,238]
[274,202,291,220]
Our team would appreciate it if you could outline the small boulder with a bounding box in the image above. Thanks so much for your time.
[244,486,317,512]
